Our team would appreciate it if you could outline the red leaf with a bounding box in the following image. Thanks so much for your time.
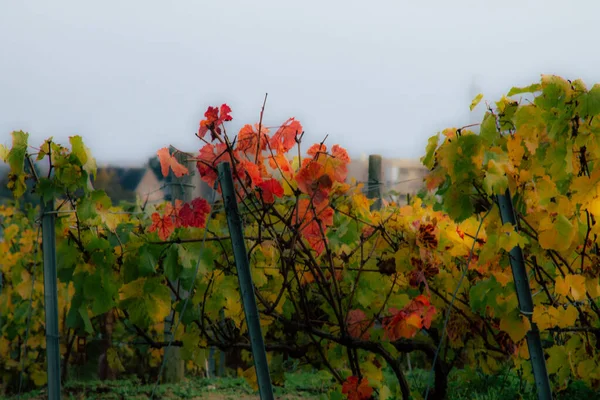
[270,118,303,154]
[179,197,211,228]
[342,376,373,400]
[157,147,189,178]
[196,143,233,188]
[257,179,284,203]
[301,220,326,255]
[346,309,372,340]
[148,212,175,241]
[220,104,233,122]
[198,104,233,139]
[383,295,436,340]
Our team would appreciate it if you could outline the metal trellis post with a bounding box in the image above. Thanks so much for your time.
[367,155,383,211]
[217,162,274,400]
[42,199,61,400]
[497,189,552,400]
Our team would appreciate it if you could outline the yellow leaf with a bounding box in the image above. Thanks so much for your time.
[555,276,569,297]
[535,176,559,206]
[362,359,383,389]
[491,270,513,287]
[507,134,525,167]
[3,224,19,242]
[30,365,47,386]
[538,215,575,252]
[533,305,560,330]
[566,274,587,301]
[119,278,145,301]
[556,305,578,328]
[571,169,600,207]
[14,270,32,299]
[586,278,600,299]
[500,311,531,342]
[498,223,528,251]
[240,366,259,391]
[470,93,484,111]
[107,348,125,372]
[0,337,10,357]
[0,144,8,162]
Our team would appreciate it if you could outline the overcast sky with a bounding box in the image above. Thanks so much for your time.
[1,0,599,166]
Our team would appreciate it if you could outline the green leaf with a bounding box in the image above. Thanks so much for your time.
[79,305,94,333]
[164,245,182,282]
[577,84,600,118]
[7,131,28,174]
[69,135,97,179]
[470,93,484,111]
[138,244,158,276]
[36,178,58,203]
[119,277,171,327]
[421,133,439,170]
[444,184,474,222]
[77,190,112,220]
[483,159,508,195]
[507,83,541,97]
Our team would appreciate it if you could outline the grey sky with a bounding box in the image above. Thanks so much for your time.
[1,0,599,166]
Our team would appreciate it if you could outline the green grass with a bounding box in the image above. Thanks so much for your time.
[3,372,334,400]
[5,367,600,399]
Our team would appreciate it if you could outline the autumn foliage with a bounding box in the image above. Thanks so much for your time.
[3,75,600,399]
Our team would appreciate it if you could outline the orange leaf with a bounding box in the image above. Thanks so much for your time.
[268,153,293,176]
[148,212,175,241]
[307,143,327,157]
[331,144,350,163]
[270,118,303,154]
[238,160,263,187]
[296,161,332,204]
[236,124,269,153]
[342,376,373,400]
[257,179,284,203]
[157,147,189,178]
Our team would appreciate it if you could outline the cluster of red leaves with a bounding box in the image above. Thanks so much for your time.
[148,198,211,240]
[346,309,373,340]
[198,104,232,139]
[382,295,436,340]
[194,104,350,254]
[341,376,373,400]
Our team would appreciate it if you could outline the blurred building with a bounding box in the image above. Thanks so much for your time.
[346,156,428,205]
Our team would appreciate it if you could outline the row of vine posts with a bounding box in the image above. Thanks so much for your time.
[37,158,277,399]
[34,145,555,400]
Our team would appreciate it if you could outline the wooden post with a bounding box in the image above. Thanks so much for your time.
[367,155,383,211]
[162,147,193,383]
